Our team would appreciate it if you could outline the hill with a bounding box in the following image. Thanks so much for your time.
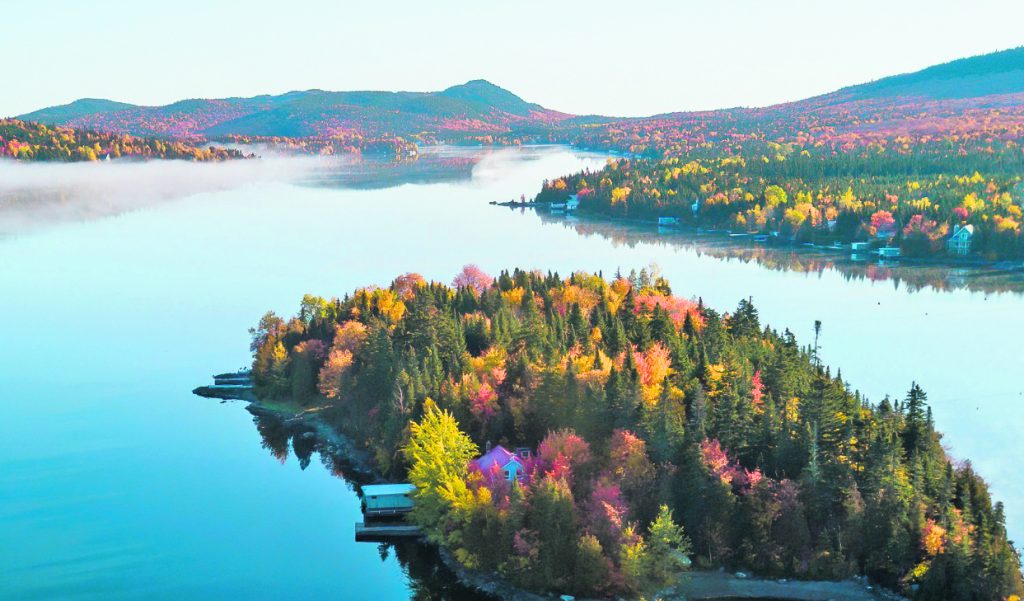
[20,80,573,140]
[823,46,1024,105]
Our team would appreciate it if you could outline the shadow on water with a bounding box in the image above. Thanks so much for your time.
[531,210,1024,297]
[249,408,497,601]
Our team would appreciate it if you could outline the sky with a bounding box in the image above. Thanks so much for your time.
[5,0,1024,118]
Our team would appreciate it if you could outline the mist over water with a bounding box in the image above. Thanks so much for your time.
[0,155,323,237]
[1,145,1021,599]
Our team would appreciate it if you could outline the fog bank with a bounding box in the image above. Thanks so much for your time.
[0,156,325,237]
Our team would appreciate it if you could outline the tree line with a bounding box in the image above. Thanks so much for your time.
[250,266,1023,599]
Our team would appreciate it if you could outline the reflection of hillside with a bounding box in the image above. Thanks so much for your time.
[301,146,486,190]
[534,211,1024,296]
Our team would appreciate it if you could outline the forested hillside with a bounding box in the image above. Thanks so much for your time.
[249,266,1024,600]
[19,80,572,140]
[536,48,1024,260]
[0,119,243,162]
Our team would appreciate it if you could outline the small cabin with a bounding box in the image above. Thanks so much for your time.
[878,246,901,258]
[361,483,415,517]
[565,195,580,211]
[947,224,974,255]
[474,445,526,482]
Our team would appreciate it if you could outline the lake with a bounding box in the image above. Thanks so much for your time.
[2,145,1022,599]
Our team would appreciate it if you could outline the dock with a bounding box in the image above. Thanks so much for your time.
[355,522,422,542]
[193,370,255,401]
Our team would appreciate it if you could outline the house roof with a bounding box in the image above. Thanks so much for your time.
[952,224,975,238]
[474,445,522,472]
[362,483,415,497]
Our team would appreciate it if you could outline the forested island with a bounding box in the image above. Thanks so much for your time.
[0,119,243,162]
[247,266,1023,600]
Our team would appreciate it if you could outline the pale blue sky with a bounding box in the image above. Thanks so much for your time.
[6,0,1024,118]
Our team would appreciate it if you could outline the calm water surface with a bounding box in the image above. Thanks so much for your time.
[2,146,1022,599]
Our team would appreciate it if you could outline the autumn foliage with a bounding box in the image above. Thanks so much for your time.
[250,268,1023,600]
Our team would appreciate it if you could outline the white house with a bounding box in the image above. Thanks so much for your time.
[947,224,974,255]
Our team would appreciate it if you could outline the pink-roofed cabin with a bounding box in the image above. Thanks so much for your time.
[473,445,526,482]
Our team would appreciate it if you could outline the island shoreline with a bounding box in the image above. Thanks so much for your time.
[193,385,904,601]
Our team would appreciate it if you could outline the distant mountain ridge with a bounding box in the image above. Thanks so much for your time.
[827,46,1024,104]
[19,80,571,140]
[17,46,1024,142]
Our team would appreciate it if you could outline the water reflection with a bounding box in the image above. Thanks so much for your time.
[248,406,495,601]
[531,210,1024,296]
[0,146,504,237]
[302,146,486,190]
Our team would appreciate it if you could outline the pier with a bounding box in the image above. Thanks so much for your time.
[354,521,422,542]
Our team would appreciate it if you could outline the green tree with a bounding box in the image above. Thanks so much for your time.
[402,399,478,543]
[646,504,693,587]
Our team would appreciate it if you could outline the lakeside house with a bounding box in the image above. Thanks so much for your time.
[947,224,974,255]
[473,445,526,482]
[361,483,416,517]
[565,194,580,211]
[658,216,681,227]
[851,241,871,252]
[878,246,901,258]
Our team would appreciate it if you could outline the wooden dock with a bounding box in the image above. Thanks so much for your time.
[354,522,422,542]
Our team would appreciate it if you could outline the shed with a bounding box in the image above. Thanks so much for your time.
[361,483,415,517]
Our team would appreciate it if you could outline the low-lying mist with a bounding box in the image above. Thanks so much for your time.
[0,155,325,237]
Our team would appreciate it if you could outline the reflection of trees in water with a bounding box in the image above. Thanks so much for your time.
[535,212,1024,296]
[247,406,494,600]
[303,146,492,190]
[252,408,291,463]
[249,407,322,471]
[391,542,497,601]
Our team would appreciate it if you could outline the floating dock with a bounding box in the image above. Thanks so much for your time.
[354,522,422,542]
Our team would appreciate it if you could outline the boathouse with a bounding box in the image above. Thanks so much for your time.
[361,483,415,517]
[878,246,901,258]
